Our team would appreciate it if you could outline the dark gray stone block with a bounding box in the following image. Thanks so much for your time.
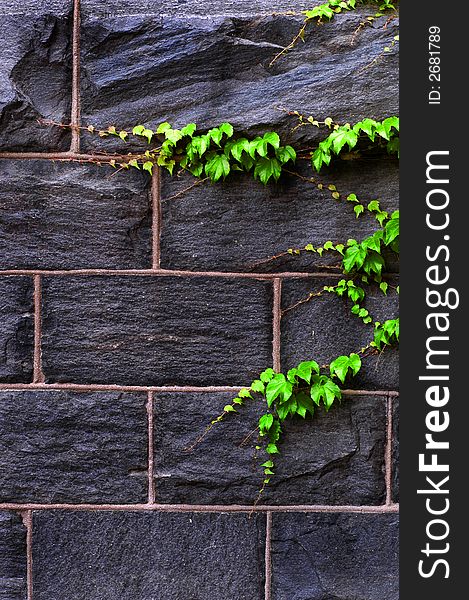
[80,10,398,149]
[42,276,273,385]
[0,391,148,503]
[160,159,399,272]
[392,396,399,503]
[0,512,27,600]
[32,511,266,600]
[0,161,151,270]
[81,0,312,17]
[271,513,399,600]
[0,1,72,151]
[154,392,386,505]
[281,278,399,390]
[0,277,34,383]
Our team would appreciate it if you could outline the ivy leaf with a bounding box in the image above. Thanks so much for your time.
[384,211,399,245]
[259,413,274,433]
[132,125,145,135]
[230,138,250,162]
[238,388,253,399]
[260,368,276,383]
[310,375,342,410]
[208,127,223,146]
[262,131,281,150]
[287,368,298,384]
[354,204,364,218]
[219,122,234,138]
[330,355,351,384]
[251,379,265,394]
[254,157,282,184]
[266,443,280,454]
[180,123,197,137]
[204,153,231,181]
[329,127,358,154]
[165,128,183,145]
[265,374,293,407]
[223,405,236,413]
[296,360,320,383]
[380,281,388,295]
[296,391,315,417]
[156,122,172,134]
[343,244,367,273]
[142,161,153,174]
[276,145,297,164]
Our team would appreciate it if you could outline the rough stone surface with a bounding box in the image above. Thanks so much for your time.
[160,159,399,272]
[271,513,399,600]
[154,392,386,505]
[0,1,72,151]
[42,276,273,385]
[32,511,266,600]
[81,0,312,17]
[0,391,148,503]
[0,512,27,600]
[281,277,399,390]
[392,396,399,503]
[0,277,34,383]
[80,9,398,149]
[0,161,152,270]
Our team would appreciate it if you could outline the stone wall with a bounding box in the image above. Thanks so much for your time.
[0,1,399,598]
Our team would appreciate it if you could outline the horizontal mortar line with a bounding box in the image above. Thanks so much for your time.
[0,268,399,280]
[1,503,400,514]
[0,383,399,396]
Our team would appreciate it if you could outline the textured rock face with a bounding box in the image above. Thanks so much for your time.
[281,277,399,390]
[0,1,72,151]
[153,392,386,505]
[41,276,273,385]
[0,512,27,600]
[0,276,34,383]
[32,511,266,600]
[160,159,399,272]
[80,7,398,148]
[0,161,151,270]
[271,513,399,600]
[0,391,148,503]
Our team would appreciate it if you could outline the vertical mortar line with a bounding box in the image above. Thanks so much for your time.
[33,275,45,384]
[384,395,393,506]
[151,168,162,269]
[70,0,81,153]
[272,278,282,372]
[23,510,33,600]
[264,511,273,600]
[147,390,155,504]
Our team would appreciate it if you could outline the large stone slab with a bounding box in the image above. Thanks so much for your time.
[0,1,72,151]
[0,512,27,600]
[153,391,386,505]
[0,391,148,504]
[42,276,273,385]
[0,276,34,383]
[80,8,398,149]
[0,161,151,270]
[32,511,266,600]
[160,159,399,272]
[281,277,399,390]
[271,512,399,600]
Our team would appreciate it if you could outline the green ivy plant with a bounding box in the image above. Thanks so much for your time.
[269,0,398,66]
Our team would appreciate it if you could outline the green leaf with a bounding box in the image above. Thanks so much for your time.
[259,413,274,432]
[296,391,315,417]
[343,244,367,273]
[165,128,183,144]
[219,122,234,138]
[276,145,297,164]
[204,153,231,181]
[310,375,342,410]
[329,127,358,154]
[142,161,153,174]
[262,131,281,149]
[265,374,293,407]
[296,360,320,383]
[233,397,244,405]
[180,123,197,137]
[266,443,280,454]
[230,138,250,162]
[208,127,223,146]
[354,205,364,218]
[251,379,265,394]
[260,368,276,383]
[132,125,145,135]
[379,281,388,295]
[254,157,282,184]
[156,122,172,134]
[367,200,380,212]
[261,460,274,468]
[330,355,351,384]
[223,405,236,413]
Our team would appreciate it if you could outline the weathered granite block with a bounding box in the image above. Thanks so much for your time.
[281,278,399,390]
[0,161,151,270]
[392,396,399,503]
[0,276,34,383]
[0,391,148,504]
[0,512,27,600]
[80,9,398,149]
[0,1,72,151]
[271,513,399,600]
[42,276,273,385]
[32,511,266,600]
[153,391,387,505]
[160,159,399,272]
